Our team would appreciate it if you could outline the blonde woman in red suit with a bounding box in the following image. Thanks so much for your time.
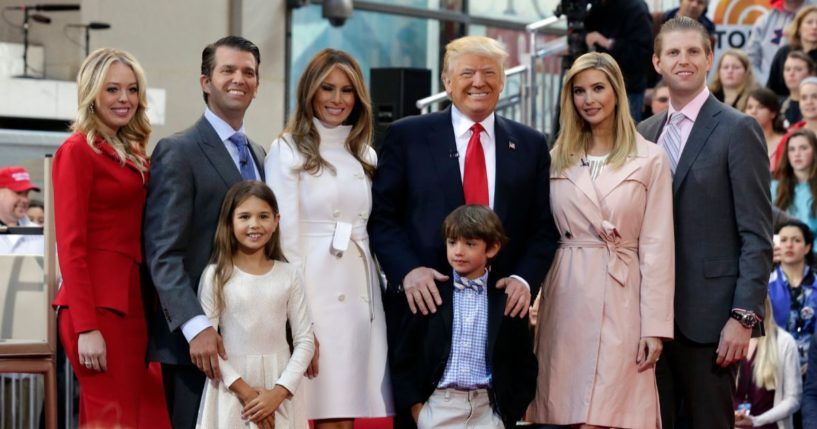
[52,48,169,428]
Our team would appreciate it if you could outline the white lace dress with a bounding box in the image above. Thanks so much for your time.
[195,262,314,429]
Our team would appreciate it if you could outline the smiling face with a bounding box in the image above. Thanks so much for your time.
[778,225,812,265]
[0,188,28,226]
[232,195,279,256]
[446,236,499,280]
[653,29,713,106]
[201,46,259,128]
[572,68,617,130]
[312,67,356,127]
[718,54,747,89]
[93,62,139,135]
[443,53,504,122]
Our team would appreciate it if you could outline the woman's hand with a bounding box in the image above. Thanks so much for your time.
[636,336,663,372]
[242,385,289,426]
[78,330,107,372]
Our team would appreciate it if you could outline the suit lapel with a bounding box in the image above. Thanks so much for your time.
[594,154,643,199]
[493,116,512,223]
[429,109,466,211]
[96,140,146,178]
[643,111,667,142]
[673,96,720,193]
[561,161,601,210]
[195,116,243,186]
[439,281,455,340]
[486,282,506,359]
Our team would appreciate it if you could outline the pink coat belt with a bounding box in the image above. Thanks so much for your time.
[558,237,637,287]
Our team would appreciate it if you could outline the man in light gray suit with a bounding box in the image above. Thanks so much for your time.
[143,36,266,429]
[637,17,772,429]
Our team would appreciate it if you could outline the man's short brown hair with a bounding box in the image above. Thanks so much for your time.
[654,16,712,56]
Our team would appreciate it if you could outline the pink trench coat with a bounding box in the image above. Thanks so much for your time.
[529,136,675,428]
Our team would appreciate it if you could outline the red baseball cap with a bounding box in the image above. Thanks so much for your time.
[0,167,40,192]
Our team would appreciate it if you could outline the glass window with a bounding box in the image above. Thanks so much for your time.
[289,5,441,113]
[468,0,557,24]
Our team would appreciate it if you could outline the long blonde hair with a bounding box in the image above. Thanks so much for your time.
[551,52,637,173]
[209,182,287,317]
[72,48,150,175]
[750,299,779,390]
[708,49,757,112]
[284,49,374,179]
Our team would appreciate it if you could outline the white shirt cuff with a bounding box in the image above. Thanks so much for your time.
[181,315,212,343]
[510,274,530,290]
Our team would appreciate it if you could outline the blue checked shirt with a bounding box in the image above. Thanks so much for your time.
[437,269,492,390]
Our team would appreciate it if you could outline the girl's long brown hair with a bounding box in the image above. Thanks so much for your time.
[774,128,817,216]
[209,181,287,317]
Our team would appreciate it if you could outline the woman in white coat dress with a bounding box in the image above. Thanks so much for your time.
[265,48,393,428]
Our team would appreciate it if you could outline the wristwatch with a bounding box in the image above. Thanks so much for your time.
[730,309,760,329]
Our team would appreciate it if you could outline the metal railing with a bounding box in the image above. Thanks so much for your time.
[416,16,567,138]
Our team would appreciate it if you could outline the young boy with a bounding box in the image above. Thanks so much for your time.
[390,204,538,428]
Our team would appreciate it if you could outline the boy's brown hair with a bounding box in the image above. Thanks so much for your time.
[442,204,508,250]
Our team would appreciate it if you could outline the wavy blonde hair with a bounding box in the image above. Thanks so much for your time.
[708,49,757,112]
[747,299,779,390]
[284,49,374,179]
[551,52,637,173]
[72,48,150,175]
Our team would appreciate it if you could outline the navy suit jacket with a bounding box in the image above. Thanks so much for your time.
[389,279,537,427]
[368,108,559,296]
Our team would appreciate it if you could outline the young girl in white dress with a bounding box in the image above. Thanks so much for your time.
[195,181,314,429]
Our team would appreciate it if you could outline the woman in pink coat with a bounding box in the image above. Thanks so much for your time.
[529,52,675,428]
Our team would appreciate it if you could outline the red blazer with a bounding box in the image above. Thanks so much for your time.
[52,132,149,333]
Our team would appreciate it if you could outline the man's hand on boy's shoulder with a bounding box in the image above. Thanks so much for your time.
[402,267,449,315]
[496,277,531,318]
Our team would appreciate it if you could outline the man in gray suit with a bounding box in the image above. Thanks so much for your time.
[143,36,266,429]
[637,17,772,429]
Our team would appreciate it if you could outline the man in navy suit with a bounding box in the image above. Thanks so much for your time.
[368,35,559,427]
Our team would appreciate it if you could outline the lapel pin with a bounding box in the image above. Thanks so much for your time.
[508,141,516,150]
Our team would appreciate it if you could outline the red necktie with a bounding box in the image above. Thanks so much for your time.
[463,123,489,205]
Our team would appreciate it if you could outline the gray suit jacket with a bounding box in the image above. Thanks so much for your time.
[144,115,266,364]
[637,95,772,343]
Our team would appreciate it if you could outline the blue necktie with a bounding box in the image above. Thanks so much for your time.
[229,132,257,180]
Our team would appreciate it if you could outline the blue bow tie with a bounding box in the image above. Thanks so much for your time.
[454,276,485,293]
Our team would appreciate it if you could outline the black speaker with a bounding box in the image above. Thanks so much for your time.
[370,67,432,149]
